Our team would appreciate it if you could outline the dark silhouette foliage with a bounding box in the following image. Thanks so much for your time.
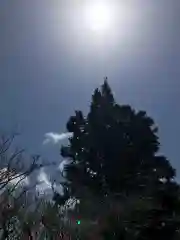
[60,79,180,239]
[62,79,175,195]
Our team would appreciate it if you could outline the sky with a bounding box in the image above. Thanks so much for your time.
[0,0,180,187]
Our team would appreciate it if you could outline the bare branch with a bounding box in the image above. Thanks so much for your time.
[7,149,25,172]
[0,134,15,156]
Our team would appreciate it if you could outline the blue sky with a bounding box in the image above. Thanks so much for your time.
[0,0,180,184]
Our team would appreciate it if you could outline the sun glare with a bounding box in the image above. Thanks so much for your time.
[84,2,113,32]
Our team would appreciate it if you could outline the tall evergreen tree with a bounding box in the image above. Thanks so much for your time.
[61,79,175,198]
[59,79,180,239]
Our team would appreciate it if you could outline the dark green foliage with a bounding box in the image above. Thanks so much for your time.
[60,79,180,239]
[61,80,175,196]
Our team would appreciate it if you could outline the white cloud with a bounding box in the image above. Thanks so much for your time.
[36,168,63,196]
[59,160,69,172]
[43,132,73,145]
[36,168,52,194]
[37,168,51,187]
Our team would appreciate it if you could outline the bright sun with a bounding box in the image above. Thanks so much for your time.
[84,2,113,32]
